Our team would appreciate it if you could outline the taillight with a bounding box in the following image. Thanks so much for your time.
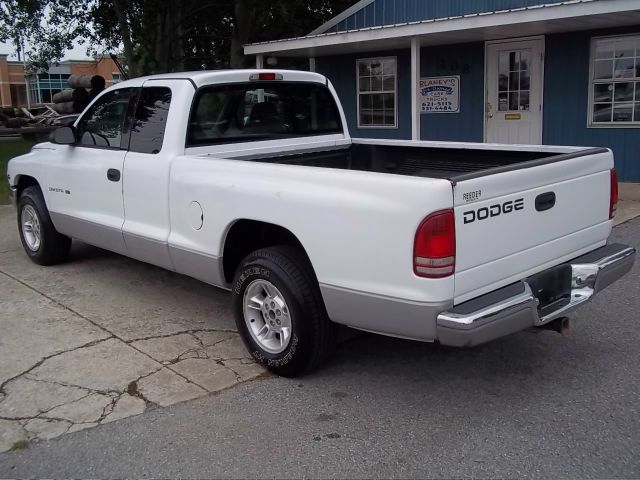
[414,209,456,278]
[610,168,618,219]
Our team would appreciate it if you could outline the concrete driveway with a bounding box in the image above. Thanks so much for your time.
[0,206,264,452]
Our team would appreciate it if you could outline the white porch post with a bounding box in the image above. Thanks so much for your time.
[256,54,264,69]
[309,57,316,72]
[410,37,420,140]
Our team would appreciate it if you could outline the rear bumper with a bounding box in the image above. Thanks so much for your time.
[436,243,636,347]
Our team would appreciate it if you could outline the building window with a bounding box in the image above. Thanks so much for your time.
[357,57,397,128]
[590,34,640,126]
[112,73,123,84]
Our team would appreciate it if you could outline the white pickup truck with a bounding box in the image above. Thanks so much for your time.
[7,70,636,376]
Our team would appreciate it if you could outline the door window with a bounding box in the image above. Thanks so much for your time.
[498,50,531,111]
[129,87,172,154]
[76,88,132,149]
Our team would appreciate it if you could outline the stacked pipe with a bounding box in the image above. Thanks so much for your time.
[51,74,92,114]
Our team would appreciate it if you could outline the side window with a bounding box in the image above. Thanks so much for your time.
[129,87,172,154]
[76,88,132,148]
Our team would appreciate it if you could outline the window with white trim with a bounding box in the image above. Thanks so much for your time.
[357,57,397,128]
[590,34,640,126]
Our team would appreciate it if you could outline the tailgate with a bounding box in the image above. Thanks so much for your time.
[453,149,614,304]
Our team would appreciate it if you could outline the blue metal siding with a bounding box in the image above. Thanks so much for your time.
[331,0,560,32]
[316,50,412,139]
[543,27,640,182]
[420,42,485,142]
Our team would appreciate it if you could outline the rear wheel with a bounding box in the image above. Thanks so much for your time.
[232,246,337,377]
[17,186,71,265]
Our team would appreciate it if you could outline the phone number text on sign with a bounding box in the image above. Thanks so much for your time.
[419,76,460,113]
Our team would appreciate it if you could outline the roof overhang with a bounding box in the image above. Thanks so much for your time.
[245,0,640,57]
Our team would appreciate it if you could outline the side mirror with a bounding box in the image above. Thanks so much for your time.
[51,125,77,145]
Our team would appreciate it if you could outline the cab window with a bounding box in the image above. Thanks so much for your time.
[187,82,342,146]
[129,87,172,154]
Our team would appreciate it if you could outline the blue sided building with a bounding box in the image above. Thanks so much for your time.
[246,0,640,182]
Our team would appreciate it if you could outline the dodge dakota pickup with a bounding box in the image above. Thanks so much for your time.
[7,70,636,376]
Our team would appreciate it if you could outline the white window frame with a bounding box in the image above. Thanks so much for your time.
[356,56,398,129]
[588,33,640,128]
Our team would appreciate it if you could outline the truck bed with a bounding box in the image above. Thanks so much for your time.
[239,143,605,183]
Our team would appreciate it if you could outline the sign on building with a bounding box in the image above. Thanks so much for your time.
[419,76,460,113]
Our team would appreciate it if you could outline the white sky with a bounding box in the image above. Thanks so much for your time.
[0,39,94,61]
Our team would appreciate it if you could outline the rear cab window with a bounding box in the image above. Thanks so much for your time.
[129,87,172,154]
[187,82,342,147]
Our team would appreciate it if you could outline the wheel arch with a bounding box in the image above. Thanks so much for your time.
[221,219,317,284]
[14,174,41,199]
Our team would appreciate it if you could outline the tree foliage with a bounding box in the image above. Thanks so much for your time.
[0,0,358,75]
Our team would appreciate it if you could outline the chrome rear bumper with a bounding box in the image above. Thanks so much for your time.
[436,243,636,347]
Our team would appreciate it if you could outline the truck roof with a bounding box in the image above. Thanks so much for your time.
[111,69,329,89]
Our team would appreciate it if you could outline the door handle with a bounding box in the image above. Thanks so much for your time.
[486,102,494,119]
[535,192,556,212]
[107,169,121,182]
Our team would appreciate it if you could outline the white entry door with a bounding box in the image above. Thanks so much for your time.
[485,38,544,144]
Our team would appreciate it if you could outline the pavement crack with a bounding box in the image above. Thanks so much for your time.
[126,328,238,344]
[219,364,243,383]
[1,413,74,423]
[96,394,120,423]
[125,368,163,409]
[0,268,207,396]
[0,336,114,399]
[21,375,119,397]
[34,392,94,418]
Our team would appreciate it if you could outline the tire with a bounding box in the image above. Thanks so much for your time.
[17,186,71,265]
[232,246,337,377]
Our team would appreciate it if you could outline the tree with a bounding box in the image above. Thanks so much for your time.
[0,0,359,75]
[0,0,94,70]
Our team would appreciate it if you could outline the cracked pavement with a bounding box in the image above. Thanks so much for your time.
[0,206,265,452]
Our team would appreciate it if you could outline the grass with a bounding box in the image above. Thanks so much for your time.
[0,138,34,205]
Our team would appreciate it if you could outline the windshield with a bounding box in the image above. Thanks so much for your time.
[187,82,343,146]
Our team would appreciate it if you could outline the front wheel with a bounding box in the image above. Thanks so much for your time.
[232,246,337,377]
[17,186,71,265]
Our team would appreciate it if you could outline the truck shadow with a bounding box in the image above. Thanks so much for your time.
[308,325,611,420]
[65,240,625,417]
